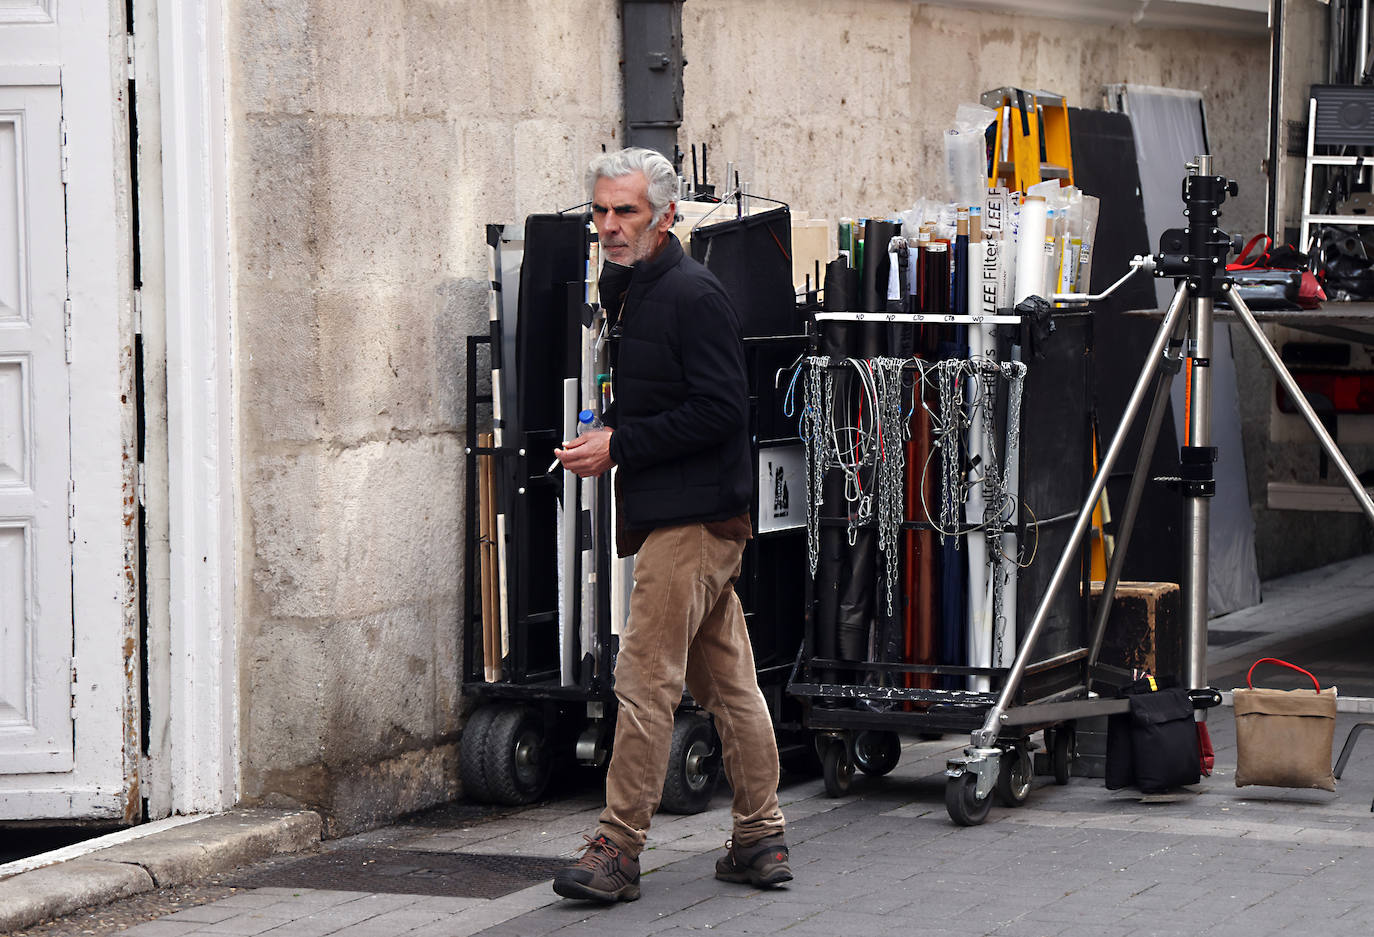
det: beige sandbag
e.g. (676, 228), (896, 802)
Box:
(1233, 658), (1336, 791)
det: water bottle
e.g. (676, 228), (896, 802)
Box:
(549, 410), (603, 474)
(576, 409), (603, 435)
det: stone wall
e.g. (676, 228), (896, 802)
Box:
(226, 0), (621, 833)
(683, 1), (1369, 581)
(225, 0), (1355, 832)
(681, 1), (1268, 236)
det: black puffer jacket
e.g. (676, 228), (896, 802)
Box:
(602, 234), (751, 530)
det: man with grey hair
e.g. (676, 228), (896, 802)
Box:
(552, 147), (789, 903)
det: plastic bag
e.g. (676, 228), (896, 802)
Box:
(945, 103), (997, 207)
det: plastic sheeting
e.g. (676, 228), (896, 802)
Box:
(1108, 84), (1261, 616)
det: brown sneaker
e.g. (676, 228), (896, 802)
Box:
(714, 834), (792, 887)
(552, 835), (641, 902)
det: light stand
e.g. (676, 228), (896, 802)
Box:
(947, 155), (1374, 810)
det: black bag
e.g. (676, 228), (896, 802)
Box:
(1106, 677), (1200, 793)
(1227, 269), (1303, 310)
(1129, 688), (1201, 793)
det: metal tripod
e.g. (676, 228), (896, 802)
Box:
(947, 155), (1374, 810)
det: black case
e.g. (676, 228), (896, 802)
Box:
(1128, 688), (1201, 793)
(1106, 679), (1200, 793)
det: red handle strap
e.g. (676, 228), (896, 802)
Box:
(1227, 233), (1272, 271)
(1247, 657), (1321, 691)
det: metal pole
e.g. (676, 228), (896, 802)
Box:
(1181, 291), (1214, 694)
(1087, 306), (1188, 668)
(1225, 283), (1374, 527)
(1176, 152), (1221, 697)
(1361, 0), (1371, 82)
(971, 286), (1189, 747)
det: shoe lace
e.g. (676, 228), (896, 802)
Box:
(574, 834), (620, 870)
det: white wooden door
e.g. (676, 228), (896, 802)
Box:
(0, 6), (73, 798)
(0, 78), (72, 775)
(0, 2), (135, 821)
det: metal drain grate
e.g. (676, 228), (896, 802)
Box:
(228, 847), (569, 898)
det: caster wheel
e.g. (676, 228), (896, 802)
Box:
(1051, 725), (1074, 786)
(945, 772), (993, 826)
(487, 705), (552, 805)
(660, 712), (721, 814)
(853, 731), (901, 777)
(994, 745), (1033, 808)
(459, 704), (500, 804)
(822, 741), (853, 797)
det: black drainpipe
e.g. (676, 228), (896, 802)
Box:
(621, 0), (685, 171)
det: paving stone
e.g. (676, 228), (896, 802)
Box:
(189, 913), (301, 935)
(163, 905), (251, 925)
(121, 921), (209, 937)
(192, 893), (286, 911)
(57, 554), (1374, 937)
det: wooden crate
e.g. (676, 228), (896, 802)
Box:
(1089, 581), (1183, 683)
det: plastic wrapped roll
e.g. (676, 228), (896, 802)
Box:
(904, 387), (938, 692)
(1014, 195), (1048, 304)
(814, 323), (856, 681)
(860, 219), (901, 312)
(923, 241), (950, 313)
(966, 238), (993, 691)
(823, 257), (853, 312)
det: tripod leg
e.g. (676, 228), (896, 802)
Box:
(1087, 321), (1187, 670)
(970, 285), (1190, 747)
(1224, 284), (1374, 527)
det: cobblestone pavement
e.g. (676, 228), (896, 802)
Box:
(34, 704), (1373, 937)
(20, 553), (1374, 937)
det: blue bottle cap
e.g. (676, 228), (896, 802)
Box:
(579, 409), (595, 423)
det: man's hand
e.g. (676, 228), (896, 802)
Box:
(555, 427), (615, 478)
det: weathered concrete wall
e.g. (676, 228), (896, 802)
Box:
(682, 1), (1268, 235)
(223, 0), (1346, 833)
(684, 1), (1368, 580)
(226, 0), (620, 834)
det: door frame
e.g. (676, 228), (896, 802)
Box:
(137, 0), (237, 816)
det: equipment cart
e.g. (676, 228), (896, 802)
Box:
(787, 158), (1310, 825)
(460, 201), (811, 812)
(460, 215), (726, 813)
(783, 302), (1109, 823)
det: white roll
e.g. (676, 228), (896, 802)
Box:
(966, 238), (991, 691)
(1013, 195), (1048, 305)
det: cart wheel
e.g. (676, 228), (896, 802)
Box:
(660, 712), (720, 814)
(459, 704), (500, 804)
(853, 731), (901, 777)
(945, 772), (993, 826)
(822, 741), (853, 797)
(995, 745), (1034, 807)
(486, 705), (552, 805)
(1051, 725), (1074, 786)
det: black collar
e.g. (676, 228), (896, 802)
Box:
(630, 232), (683, 285)
(599, 232), (682, 314)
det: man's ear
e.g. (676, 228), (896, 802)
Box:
(657, 200), (677, 234)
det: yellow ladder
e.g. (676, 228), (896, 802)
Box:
(981, 87), (1075, 192)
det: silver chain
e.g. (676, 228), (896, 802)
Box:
(874, 357), (909, 615)
(802, 356), (829, 576)
(798, 353), (1029, 638)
